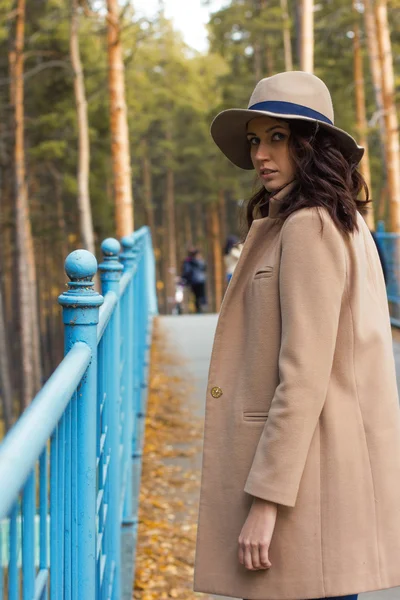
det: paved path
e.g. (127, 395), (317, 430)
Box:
(161, 314), (400, 600)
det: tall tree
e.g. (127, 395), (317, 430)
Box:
(107, 0), (134, 237)
(375, 0), (400, 232)
(280, 0), (293, 71)
(70, 0), (95, 254)
(253, 0), (262, 80)
(11, 0), (34, 409)
(0, 277), (13, 430)
(140, 138), (156, 237)
(209, 201), (223, 311)
(363, 0), (385, 166)
(164, 127), (176, 315)
(352, 0), (373, 228)
(300, 0), (314, 72)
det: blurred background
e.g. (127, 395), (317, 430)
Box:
(0, 0), (399, 425)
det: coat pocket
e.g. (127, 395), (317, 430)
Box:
(243, 411), (269, 422)
(254, 266), (274, 279)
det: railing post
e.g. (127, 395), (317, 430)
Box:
(145, 227), (158, 317)
(98, 238), (123, 600)
(58, 250), (103, 600)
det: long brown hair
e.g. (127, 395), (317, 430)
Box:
(246, 120), (370, 236)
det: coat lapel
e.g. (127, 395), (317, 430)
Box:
(218, 216), (282, 317)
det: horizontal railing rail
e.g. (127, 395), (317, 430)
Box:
(0, 227), (157, 599)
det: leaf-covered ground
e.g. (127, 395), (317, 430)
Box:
(133, 320), (212, 600)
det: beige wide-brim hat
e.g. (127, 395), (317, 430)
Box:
(211, 71), (364, 170)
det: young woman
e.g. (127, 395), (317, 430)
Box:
(194, 71), (400, 600)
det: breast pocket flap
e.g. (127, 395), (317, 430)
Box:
(254, 266), (274, 279)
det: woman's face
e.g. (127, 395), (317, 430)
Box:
(246, 116), (296, 193)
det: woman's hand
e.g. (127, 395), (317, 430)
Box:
(238, 497), (278, 571)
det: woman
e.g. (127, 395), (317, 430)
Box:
(194, 71), (400, 600)
(224, 235), (244, 284)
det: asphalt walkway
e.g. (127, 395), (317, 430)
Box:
(161, 314), (400, 600)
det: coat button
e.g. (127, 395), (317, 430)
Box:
(211, 386), (223, 398)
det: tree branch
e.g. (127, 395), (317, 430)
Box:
(79, 0), (98, 19)
(24, 50), (62, 60)
(0, 60), (71, 87)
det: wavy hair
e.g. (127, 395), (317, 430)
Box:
(245, 120), (370, 236)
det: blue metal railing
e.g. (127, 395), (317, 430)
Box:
(0, 227), (157, 599)
(375, 221), (400, 327)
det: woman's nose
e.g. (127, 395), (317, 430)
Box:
(255, 141), (271, 161)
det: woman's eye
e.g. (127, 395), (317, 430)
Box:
(272, 132), (286, 141)
(248, 137), (259, 146)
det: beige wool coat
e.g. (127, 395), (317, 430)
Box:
(194, 198), (400, 600)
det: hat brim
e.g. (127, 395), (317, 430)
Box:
(210, 108), (364, 170)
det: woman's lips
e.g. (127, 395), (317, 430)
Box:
(260, 170), (278, 180)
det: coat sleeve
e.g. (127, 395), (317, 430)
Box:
(244, 209), (346, 508)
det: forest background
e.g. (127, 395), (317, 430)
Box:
(0, 0), (399, 426)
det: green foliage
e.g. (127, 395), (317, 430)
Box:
(1, 0), (398, 249)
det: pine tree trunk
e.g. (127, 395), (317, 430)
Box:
(363, 0), (386, 167)
(176, 208), (186, 293)
(254, 41), (262, 81)
(378, 184), (388, 221)
(300, 0), (314, 72)
(165, 130), (177, 314)
(253, 0), (262, 80)
(184, 204), (192, 248)
(70, 0), (95, 254)
(0, 268), (13, 431)
(261, 0), (275, 75)
(266, 48), (274, 75)
(205, 209), (215, 313)
(353, 2), (374, 229)
(107, 0), (134, 238)
(218, 189), (227, 251)
(194, 201), (205, 252)
(12, 0), (34, 410)
(140, 138), (156, 237)
(209, 202), (223, 312)
(26, 215), (41, 393)
(36, 234), (48, 378)
(375, 0), (400, 232)
(1, 157), (14, 347)
(48, 163), (69, 260)
(281, 0), (293, 71)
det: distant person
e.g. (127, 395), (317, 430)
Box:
(181, 248), (207, 313)
(173, 277), (184, 315)
(194, 71), (400, 600)
(223, 235), (243, 284)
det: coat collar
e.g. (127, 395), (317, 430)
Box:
(268, 197), (284, 219)
(219, 182), (296, 314)
(254, 180), (297, 221)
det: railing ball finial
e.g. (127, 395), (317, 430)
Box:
(120, 235), (136, 273)
(120, 236), (134, 251)
(101, 238), (121, 258)
(59, 249), (103, 309)
(65, 249), (98, 287)
(99, 238), (123, 293)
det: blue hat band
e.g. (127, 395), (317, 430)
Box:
(249, 100), (333, 126)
